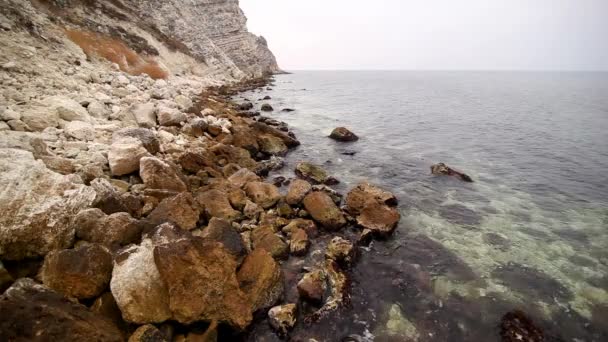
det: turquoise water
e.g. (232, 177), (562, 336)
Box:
(240, 71), (608, 341)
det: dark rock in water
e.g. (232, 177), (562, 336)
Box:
(482, 232), (510, 251)
(272, 176), (287, 187)
(295, 162), (338, 185)
(500, 310), (544, 342)
(261, 103), (274, 112)
(281, 108), (295, 112)
(325, 236), (356, 266)
(297, 269), (326, 305)
(491, 262), (573, 302)
(430, 162), (473, 182)
(258, 134), (288, 156)
(238, 102), (253, 111)
(254, 156), (285, 176)
(0, 278), (123, 341)
(289, 228), (310, 256)
(329, 127), (359, 142)
(263, 95), (272, 100)
(438, 203), (483, 226)
(341, 151), (357, 156)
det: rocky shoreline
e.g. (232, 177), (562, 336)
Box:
(0, 72), (403, 341)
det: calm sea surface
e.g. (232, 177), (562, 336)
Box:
(239, 71), (608, 341)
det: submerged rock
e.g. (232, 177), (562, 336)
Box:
(325, 236), (355, 266)
(268, 303), (297, 334)
(297, 269), (326, 304)
(500, 310), (544, 342)
(329, 127), (359, 142)
(289, 228), (310, 256)
(0, 278), (123, 341)
(430, 162), (473, 182)
(303, 191), (346, 230)
(295, 162), (338, 185)
(40, 243), (113, 299)
(237, 248), (284, 312)
(0, 149), (96, 260)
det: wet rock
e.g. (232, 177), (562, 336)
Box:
(252, 226), (289, 259)
(311, 260), (348, 320)
(382, 304), (420, 340)
(285, 179), (312, 206)
(491, 263), (572, 303)
(282, 218), (318, 238)
(237, 248), (284, 312)
(258, 134), (288, 156)
(297, 269), (326, 304)
(228, 168), (261, 188)
(113, 127), (160, 154)
(482, 232), (510, 251)
(281, 108), (295, 112)
(289, 228), (310, 256)
(109, 137), (151, 176)
(345, 182), (400, 236)
(251, 122), (300, 148)
(500, 310), (544, 342)
(147, 192), (200, 230)
(295, 162), (338, 185)
(0, 278), (123, 341)
(111, 239), (172, 324)
(40, 243), (113, 299)
(272, 176), (287, 187)
(200, 218), (246, 261)
(329, 127), (359, 142)
(263, 95), (272, 100)
(0, 149), (96, 260)
(154, 238), (252, 329)
(312, 184), (343, 205)
(303, 191), (346, 230)
(196, 189), (242, 222)
(268, 303), (297, 334)
(325, 236), (355, 266)
(129, 324), (168, 342)
(261, 103), (274, 112)
(238, 102), (254, 111)
(244, 181), (281, 209)
(431, 162), (473, 182)
(438, 203), (482, 226)
(140, 157), (187, 192)
(276, 200), (294, 218)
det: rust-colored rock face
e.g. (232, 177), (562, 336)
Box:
(285, 179), (312, 206)
(329, 127), (359, 142)
(345, 182), (400, 236)
(237, 248), (284, 312)
(244, 181), (281, 209)
(147, 192), (200, 230)
(140, 157), (187, 192)
(303, 191), (346, 231)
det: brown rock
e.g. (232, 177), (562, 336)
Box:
(329, 127), (359, 142)
(128, 324), (168, 342)
(178, 150), (214, 174)
(325, 236), (355, 266)
(90, 292), (125, 328)
(344, 182), (398, 214)
(153, 238), (252, 329)
(345, 182), (400, 236)
(228, 188), (247, 211)
(0, 278), (123, 341)
(237, 248), (284, 312)
(276, 200), (294, 218)
(295, 162), (338, 185)
(91, 178), (132, 215)
(297, 269), (326, 304)
(251, 226), (289, 260)
(39, 156), (76, 174)
(147, 192), (200, 230)
(109, 137), (151, 176)
(252, 122), (300, 148)
(232, 126), (259, 155)
(75, 209), (142, 247)
(140, 157), (187, 192)
(209, 144), (257, 170)
(196, 189), (242, 222)
(0, 260), (14, 292)
(430, 162), (473, 182)
(260, 103), (274, 112)
(289, 228), (310, 256)
(244, 181), (281, 209)
(281, 218), (318, 238)
(227, 168), (261, 188)
(258, 134), (287, 156)
(40, 243), (113, 299)
(285, 179), (312, 205)
(200, 218), (246, 261)
(268, 303), (297, 334)
(302, 191), (346, 230)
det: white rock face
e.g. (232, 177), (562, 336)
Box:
(108, 137), (151, 176)
(20, 104), (59, 131)
(131, 103), (157, 128)
(45, 96), (90, 122)
(0, 148), (96, 260)
(64, 121), (95, 141)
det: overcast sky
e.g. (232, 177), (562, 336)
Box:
(240, 0), (608, 71)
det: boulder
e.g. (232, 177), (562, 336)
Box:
(251, 122), (300, 148)
(109, 137), (151, 176)
(228, 188), (248, 211)
(297, 269), (326, 304)
(251, 226), (289, 260)
(21, 104), (59, 131)
(258, 134), (287, 156)
(276, 200), (294, 218)
(196, 189), (242, 222)
(40, 243), (113, 299)
(261, 103), (274, 112)
(46, 96), (90, 122)
(325, 236), (355, 266)
(110, 239), (172, 324)
(295, 162), (338, 185)
(147, 192), (200, 230)
(200, 218), (246, 261)
(289, 228), (310, 256)
(329, 127), (359, 142)
(91, 178), (132, 215)
(210, 144), (257, 170)
(178, 150), (214, 174)
(87, 100), (108, 118)
(140, 157), (187, 192)
(131, 103), (157, 128)
(157, 105), (186, 127)
(244, 181), (281, 209)
(0, 149), (96, 260)
(238, 102), (253, 111)
(113, 128), (160, 154)
(228, 168), (261, 188)
(65, 121), (95, 141)
(302, 191), (346, 231)
(153, 238), (252, 329)
(39, 155), (76, 174)
(282, 218), (318, 238)
(345, 182), (400, 236)
(237, 248), (284, 312)
(430, 162), (473, 182)
(128, 324), (167, 342)
(268, 304), (297, 334)
(285, 179), (312, 205)
(0, 278), (123, 341)
(90, 292), (124, 327)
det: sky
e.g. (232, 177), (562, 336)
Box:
(240, 0), (608, 71)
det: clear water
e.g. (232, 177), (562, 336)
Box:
(239, 71), (608, 341)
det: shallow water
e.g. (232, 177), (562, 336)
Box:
(239, 71), (608, 341)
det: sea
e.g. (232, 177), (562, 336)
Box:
(238, 71), (608, 341)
